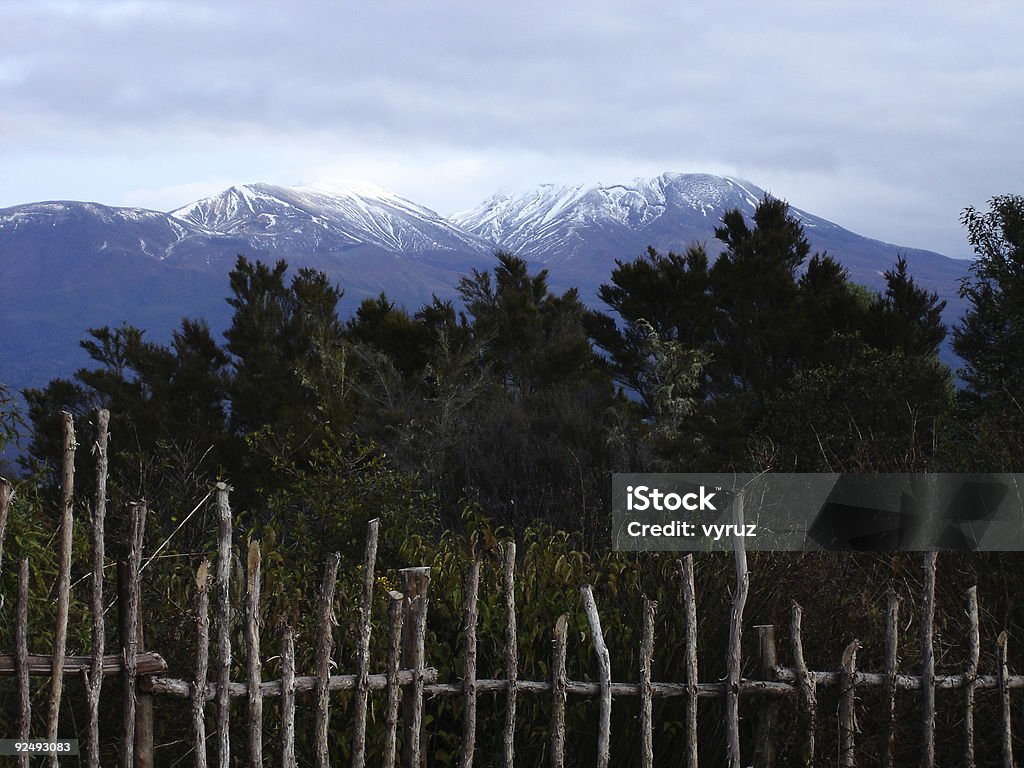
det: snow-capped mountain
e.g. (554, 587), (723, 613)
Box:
(173, 180), (491, 262)
(453, 173), (767, 255)
(0, 200), (210, 263)
(0, 181), (496, 397)
(1, 172), (971, 401)
(453, 172), (967, 319)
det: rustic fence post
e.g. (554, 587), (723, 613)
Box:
(582, 584), (612, 768)
(47, 412), (76, 768)
(136, 647), (155, 768)
(120, 500), (148, 768)
(503, 542), (518, 768)
(726, 491), (749, 768)
(680, 555), (699, 768)
(401, 566), (431, 768)
(85, 409), (109, 768)
(997, 630), (1014, 768)
(352, 518), (380, 768)
(883, 591), (900, 768)
(550, 613), (569, 768)
(281, 623), (297, 768)
(965, 586), (980, 768)
(753, 625), (778, 768)
(922, 551), (937, 768)
(460, 560), (481, 768)
(640, 598), (657, 768)
(213, 482), (232, 768)
(790, 602), (815, 768)
(838, 639), (860, 768)
(193, 560), (211, 768)
(16, 557), (30, 768)
(383, 590), (406, 768)
(315, 552), (341, 768)
(245, 539), (263, 768)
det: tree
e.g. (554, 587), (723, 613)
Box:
(458, 252), (600, 398)
(866, 255), (947, 358)
(951, 195), (1024, 469)
(708, 196), (810, 402)
(22, 319), (231, 506)
(0, 382), (26, 476)
(224, 256), (347, 437)
(586, 245), (713, 410)
(449, 253), (614, 530)
(954, 195), (1024, 397)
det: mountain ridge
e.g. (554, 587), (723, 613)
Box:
(1, 172), (971, 399)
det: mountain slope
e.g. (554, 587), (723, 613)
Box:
(453, 173), (968, 322)
(0, 183), (496, 395)
(1, 173), (972, 400)
(173, 180), (492, 265)
(453, 173), (764, 256)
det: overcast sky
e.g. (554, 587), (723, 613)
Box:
(3, 0), (1022, 258)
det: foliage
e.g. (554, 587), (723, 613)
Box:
(0, 382), (27, 477)
(5, 184), (1024, 763)
(588, 195), (955, 473)
(952, 194), (1024, 469)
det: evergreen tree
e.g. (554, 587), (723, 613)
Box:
(951, 195), (1024, 469)
(458, 252), (599, 398)
(586, 245), (713, 410)
(224, 257), (346, 436)
(954, 195), (1024, 397)
(452, 252), (613, 530)
(708, 196), (809, 402)
(867, 255), (947, 358)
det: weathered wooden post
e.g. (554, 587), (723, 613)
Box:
(726, 491), (749, 768)
(922, 552), (937, 768)
(352, 519), (380, 768)
(120, 500), (153, 768)
(550, 614), (569, 768)
(639, 598), (657, 768)
(460, 561), (481, 768)
(244, 539), (263, 768)
(680, 555), (699, 768)
(965, 586), (980, 768)
(314, 552), (341, 768)
(997, 630), (1014, 768)
(838, 640), (860, 768)
(47, 412), (76, 768)
(790, 602), (815, 768)
(16, 557), (30, 768)
(401, 566), (431, 768)
(280, 623), (297, 768)
(214, 483), (232, 768)
(86, 409), (110, 768)
(753, 624), (779, 768)
(192, 561), (211, 768)
(383, 590), (406, 768)
(582, 585), (612, 768)
(503, 542), (518, 768)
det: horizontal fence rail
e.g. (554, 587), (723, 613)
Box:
(1, 408), (1023, 767)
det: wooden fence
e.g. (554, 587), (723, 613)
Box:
(0, 410), (1022, 767)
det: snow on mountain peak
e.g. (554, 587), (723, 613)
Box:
(169, 180), (490, 256)
(450, 172), (775, 257)
(298, 178), (403, 202)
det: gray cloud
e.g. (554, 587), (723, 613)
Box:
(2, 0), (1022, 257)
